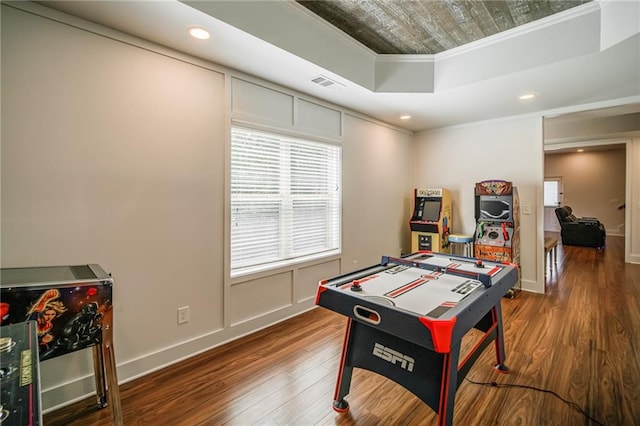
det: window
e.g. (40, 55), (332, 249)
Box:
(544, 177), (563, 207)
(230, 126), (341, 275)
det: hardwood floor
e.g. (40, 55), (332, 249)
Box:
(45, 236), (639, 425)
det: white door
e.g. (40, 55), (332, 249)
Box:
(544, 177), (563, 232)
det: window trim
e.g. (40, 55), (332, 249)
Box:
(544, 176), (563, 208)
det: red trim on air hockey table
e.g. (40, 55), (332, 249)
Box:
(385, 278), (427, 298)
(486, 266), (502, 276)
(315, 284), (327, 305)
(419, 316), (457, 353)
(437, 352), (453, 426)
(339, 275), (379, 290)
(333, 318), (353, 407)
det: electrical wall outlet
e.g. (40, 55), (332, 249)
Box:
(177, 306), (190, 324)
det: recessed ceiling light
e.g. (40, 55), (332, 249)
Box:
(577, 149), (585, 152)
(400, 115), (411, 120)
(188, 27), (210, 40)
(519, 93), (536, 100)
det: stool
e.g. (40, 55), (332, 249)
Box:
(449, 234), (474, 257)
(544, 237), (558, 276)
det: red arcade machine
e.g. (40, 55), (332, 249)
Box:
(473, 180), (520, 297)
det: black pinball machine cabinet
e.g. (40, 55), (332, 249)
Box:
(0, 264), (123, 425)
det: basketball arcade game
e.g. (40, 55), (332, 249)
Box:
(316, 252), (518, 426)
(410, 188), (452, 253)
(474, 180), (521, 297)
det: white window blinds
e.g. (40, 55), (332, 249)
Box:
(231, 126), (341, 274)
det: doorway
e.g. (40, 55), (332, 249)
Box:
(543, 177), (563, 232)
(543, 103), (639, 265)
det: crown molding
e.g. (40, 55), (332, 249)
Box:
(285, 0), (377, 59)
(436, 1), (601, 60)
(376, 54), (435, 64)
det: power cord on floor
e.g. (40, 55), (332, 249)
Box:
(464, 377), (605, 426)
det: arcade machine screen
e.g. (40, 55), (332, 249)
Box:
(479, 196), (512, 222)
(422, 201), (441, 222)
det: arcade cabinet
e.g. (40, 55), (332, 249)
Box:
(473, 180), (521, 297)
(410, 188), (452, 253)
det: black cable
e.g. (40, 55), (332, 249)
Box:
(464, 377), (605, 426)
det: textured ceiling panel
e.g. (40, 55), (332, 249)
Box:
(296, 0), (592, 54)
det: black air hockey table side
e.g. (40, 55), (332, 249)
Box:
(315, 252), (519, 426)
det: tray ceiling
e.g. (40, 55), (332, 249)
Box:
(296, 0), (592, 54)
(16, 0), (639, 132)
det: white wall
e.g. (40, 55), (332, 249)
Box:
(628, 138), (640, 263)
(1, 5), (412, 410)
(412, 117), (545, 293)
(341, 114), (413, 267)
(545, 149), (626, 236)
(1, 4), (226, 408)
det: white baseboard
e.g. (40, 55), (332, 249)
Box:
(41, 300), (317, 413)
(521, 278), (544, 294)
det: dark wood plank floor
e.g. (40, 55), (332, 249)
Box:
(45, 235), (639, 425)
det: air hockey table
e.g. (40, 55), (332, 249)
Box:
(315, 251), (519, 426)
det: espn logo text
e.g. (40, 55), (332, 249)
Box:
(372, 343), (415, 372)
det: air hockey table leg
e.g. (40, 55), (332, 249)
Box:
(332, 361), (353, 413)
(332, 319), (356, 413)
(333, 398), (349, 413)
(491, 305), (510, 373)
(437, 347), (464, 426)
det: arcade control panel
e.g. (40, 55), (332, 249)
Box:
(0, 322), (42, 426)
(476, 224), (514, 247)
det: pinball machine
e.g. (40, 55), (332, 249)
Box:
(0, 264), (122, 425)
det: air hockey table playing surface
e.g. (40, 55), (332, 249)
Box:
(325, 253), (506, 316)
